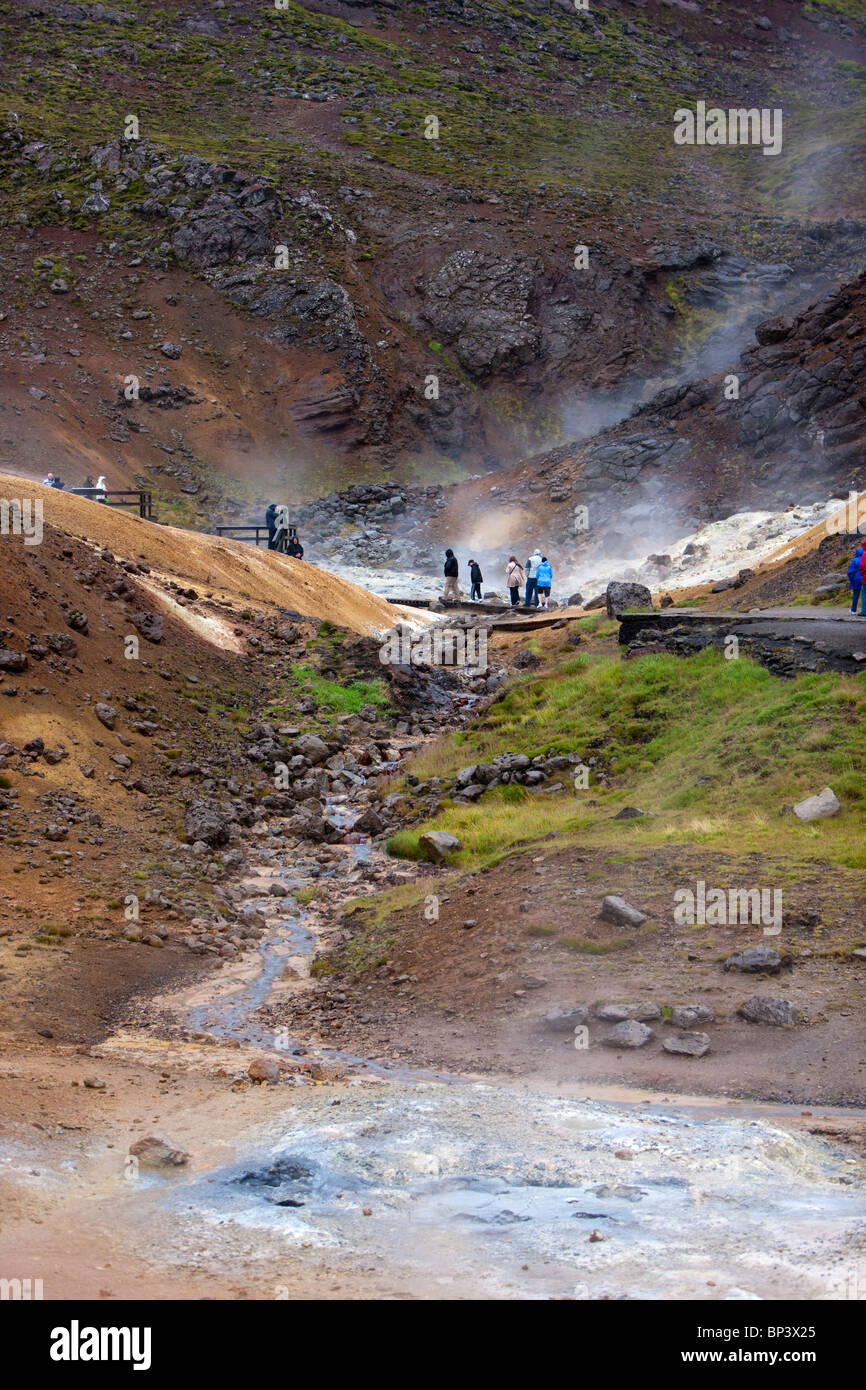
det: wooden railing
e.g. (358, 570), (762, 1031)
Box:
(68, 488), (153, 519)
(214, 523), (298, 548)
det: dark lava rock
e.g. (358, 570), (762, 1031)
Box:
(723, 945), (787, 974)
(738, 996), (803, 1026)
(605, 582), (653, 619)
(183, 798), (233, 847)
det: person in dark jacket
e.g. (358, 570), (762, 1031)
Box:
(443, 548), (460, 602)
(265, 502), (279, 550)
(469, 559), (483, 602)
(287, 534), (304, 559)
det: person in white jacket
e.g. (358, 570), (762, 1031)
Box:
(524, 548), (543, 607)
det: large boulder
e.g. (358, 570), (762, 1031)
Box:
(600, 895), (647, 928)
(184, 798), (232, 847)
(172, 204), (273, 269)
(352, 807), (384, 835)
(292, 734), (330, 764)
(248, 1056), (280, 1084)
(128, 1134), (189, 1168)
(606, 582), (654, 619)
(738, 996), (803, 1026)
(793, 787), (840, 822)
(419, 830), (462, 864)
(723, 945), (786, 974)
(755, 314), (793, 345)
(131, 610), (164, 643)
(0, 648), (28, 672)
(94, 701), (117, 729)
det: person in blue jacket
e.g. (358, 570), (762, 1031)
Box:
(536, 555), (553, 609)
(849, 545), (865, 614)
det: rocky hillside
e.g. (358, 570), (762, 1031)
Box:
(423, 268), (866, 583)
(1, 0), (866, 521)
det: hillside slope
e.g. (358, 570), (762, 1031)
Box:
(1, 0), (865, 517)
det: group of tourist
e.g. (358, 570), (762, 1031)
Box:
(443, 547), (555, 608)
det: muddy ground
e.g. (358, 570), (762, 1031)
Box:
(267, 843), (866, 1107)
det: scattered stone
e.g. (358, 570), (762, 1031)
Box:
(600, 1019), (654, 1048)
(94, 702), (117, 730)
(292, 733), (329, 763)
(595, 1002), (660, 1022)
(668, 1004), (714, 1028)
(183, 798), (232, 847)
(738, 996), (803, 1027)
(663, 1030), (711, 1057)
(247, 1056), (280, 1084)
(0, 648), (28, 673)
(600, 895), (647, 928)
(64, 609), (88, 633)
(723, 945), (786, 974)
(606, 582), (653, 619)
(129, 1135), (190, 1167)
(418, 830), (462, 863)
(160, 341), (183, 359)
(130, 610), (164, 644)
(792, 787), (840, 822)
(544, 1005), (589, 1033)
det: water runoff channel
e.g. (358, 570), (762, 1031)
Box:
(134, 743), (865, 1300)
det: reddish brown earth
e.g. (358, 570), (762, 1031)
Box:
(278, 841), (866, 1107)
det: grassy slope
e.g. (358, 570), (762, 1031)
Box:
(386, 630), (866, 872)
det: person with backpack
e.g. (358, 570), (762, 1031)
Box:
(536, 555), (553, 609)
(469, 559), (483, 602)
(525, 548), (543, 607)
(506, 556), (524, 606)
(443, 548), (460, 602)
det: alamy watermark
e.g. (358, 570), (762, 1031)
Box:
(674, 101), (782, 157)
(379, 626), (488, 677)
(1, 497), (43, 546)
(674, 880), (782, 936)
(1, 1276), (43, 1299)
